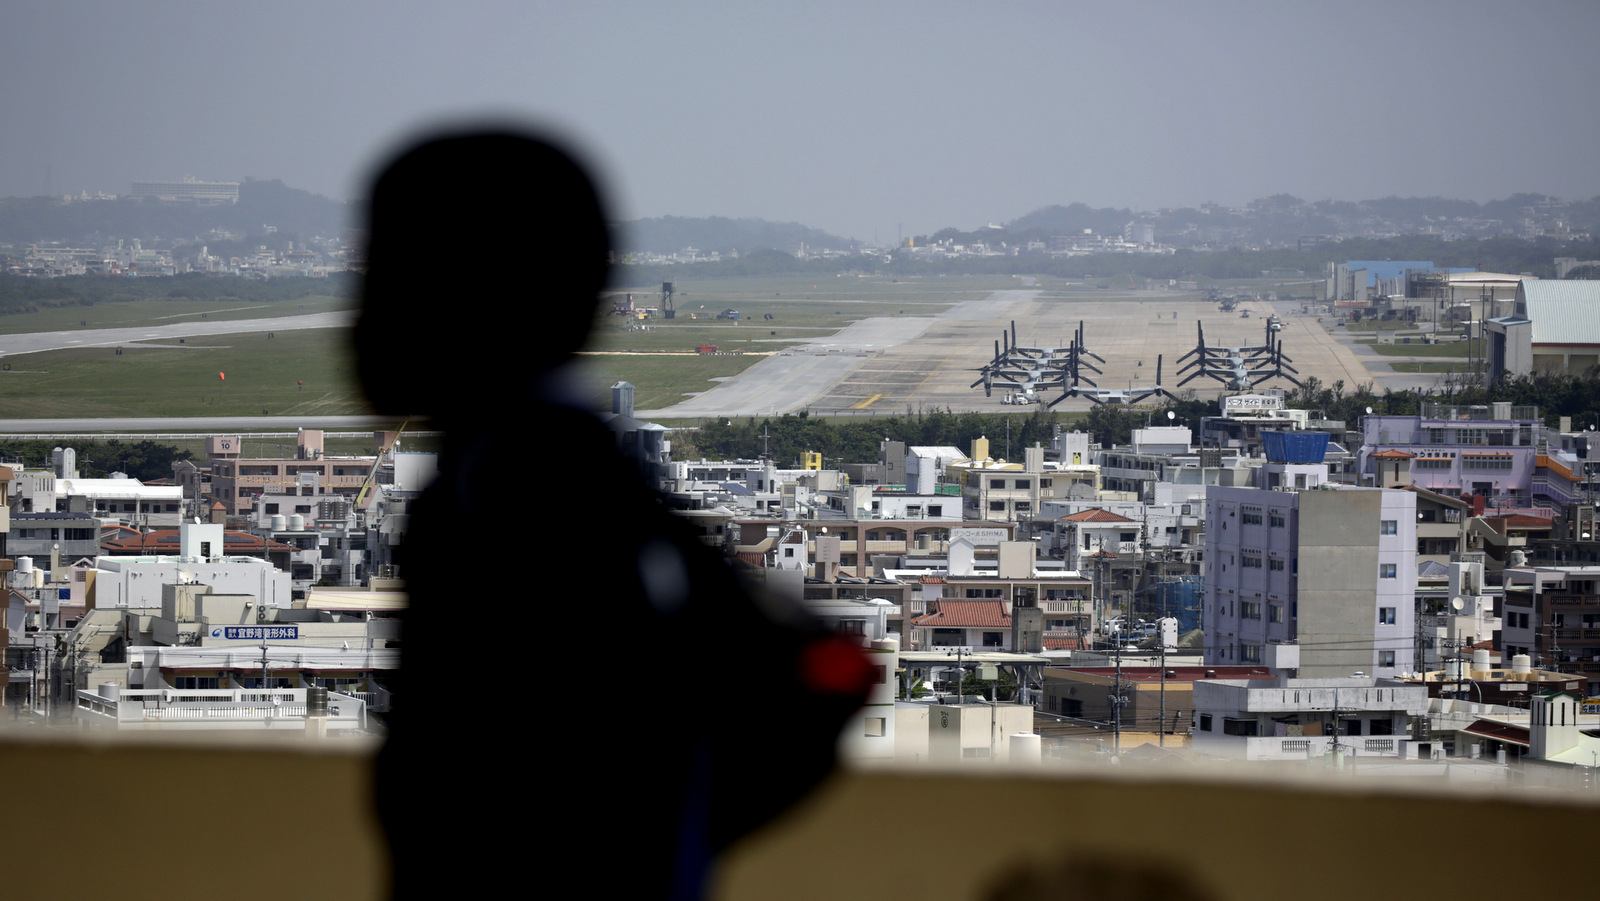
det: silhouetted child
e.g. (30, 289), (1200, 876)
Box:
(357, 129), (871, 901)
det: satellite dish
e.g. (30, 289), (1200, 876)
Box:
(1167, 410), (1175, 421)
(1366, 406), (1373, 415)
(1451, 597), (1465, 611)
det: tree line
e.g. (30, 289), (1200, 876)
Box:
(616, 233), (1600, 289)
(672, 369), (1600, 465)
(0, 439), (193, 483)
(674, 407), (1074, 468)
(0, 272), (352, 316)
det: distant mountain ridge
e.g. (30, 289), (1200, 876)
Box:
(617, 216), (855, 256)
(990, 193), (1600, 248)
(4, 180), (1597, 257)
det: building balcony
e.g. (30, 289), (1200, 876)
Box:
(1042, 601), (1090, 615)
(1202, 684), (1428, 715)
(1546, 594), (1599, 607)
(4, 736), (1598, 901)
(75, 687), (368, 731)
(1194, 733), (1411, 761)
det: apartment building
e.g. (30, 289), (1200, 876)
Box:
(1360, 403), (1583, 515)
(1500, 564), (1600, 692)
(1205, 433), (1417, 679)
(205, 430), (378, 515)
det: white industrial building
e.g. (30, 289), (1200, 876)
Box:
(87, 522), (292, 610)
(1191, 675), (1430, 760)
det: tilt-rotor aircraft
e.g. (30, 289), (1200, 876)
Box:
(970, 320), (1103, 406)
(970, 320), (1169, 407)
(1048, 353), (1172, 407)
(1174, 320), (1301, 391)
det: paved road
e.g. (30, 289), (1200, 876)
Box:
(1283, 305), (1471, 394)
(0, 311), (356, 357)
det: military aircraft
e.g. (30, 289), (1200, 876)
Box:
(1047, 354), (1172, 407)
(971, 320), (1103, 404)
(1174, 321), (1300, 391)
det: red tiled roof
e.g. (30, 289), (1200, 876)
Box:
(1370, 450), (1415, 459)
(99, 530), (296, 553)
(1059, 509), (1135, 523)
(1042, 634), (1084, 650)
(910, 600), (1011, 628)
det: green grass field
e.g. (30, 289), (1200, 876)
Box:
(584, 320), (831, 353)
(0, 276), (1034, 422)
(1388, 361), (1477, 374)
(574, 275), (1017, 407)
(576, 354), (762, 410)
(1337, 319), (1419, 332)
(597, 274), (987, 344)
(611, 273), (1015, 304)
(1367, 338), (1480, 358)
(0, 328), (369, 418)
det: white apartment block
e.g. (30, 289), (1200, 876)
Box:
(1205, 460), (1416, 679)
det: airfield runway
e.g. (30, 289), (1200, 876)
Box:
(633, 289), (1378, 419)
(0, 311), (356, 357)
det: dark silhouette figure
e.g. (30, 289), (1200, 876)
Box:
(357, 130), (871, 900)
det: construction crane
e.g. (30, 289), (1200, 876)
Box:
(356, 419), (410, 510)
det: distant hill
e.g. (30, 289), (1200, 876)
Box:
(1006, 203), (1135, 236)
(0, 179), (352, 247)
(617, 216), (856, 256)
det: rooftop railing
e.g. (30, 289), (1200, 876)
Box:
(1420, 403), (1540, 422)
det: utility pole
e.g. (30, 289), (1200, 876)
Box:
(946, 646), (968, 701)
(1415, 602), (1427, 675)
(258, 642), (273, 695)
(1110, 638), (1127, 756)
(1328, 688), (1351, 770)
(1159, 638), (1167, 748)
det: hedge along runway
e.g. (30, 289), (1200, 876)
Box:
(630, 289), (1376, 419)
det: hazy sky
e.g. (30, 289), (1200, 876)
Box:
(3, 0), (1597, 241)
